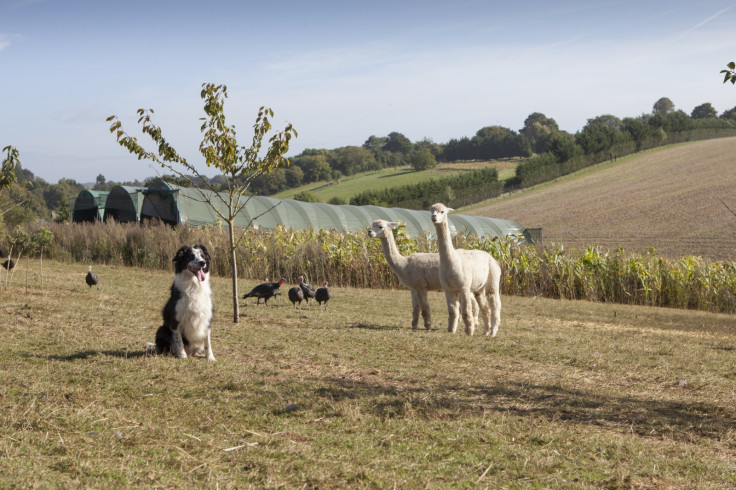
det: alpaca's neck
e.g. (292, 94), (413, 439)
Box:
(380, 233), (408, 271)
(435, 220), (460, 264)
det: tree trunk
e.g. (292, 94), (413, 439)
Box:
(228, 221), (239, 323)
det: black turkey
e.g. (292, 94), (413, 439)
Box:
(242, 277), (285, 305)
(298, 275), (316, 306)
(315, 282), (331, 310)
(288, 286), (304, 309)
(85, 265), (99, 290)
(2, 259), (15, 270)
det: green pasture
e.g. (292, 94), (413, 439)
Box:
(273, 161), (517, 203)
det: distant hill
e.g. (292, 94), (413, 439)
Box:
(462, 137), (736, 261)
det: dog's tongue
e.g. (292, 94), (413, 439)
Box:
(195, 269), (205, 282)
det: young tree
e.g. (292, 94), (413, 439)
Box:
(720, 61), (736, 84)
(1, 146), (26, 223)
(1, 146), (19, 190)
(107, 83), (297, 323)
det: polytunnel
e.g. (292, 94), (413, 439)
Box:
(72, 190), (108, 223)
(137, 179), (528, 240)
(103, 186), (145, 223)
(140, 180), (184, 226)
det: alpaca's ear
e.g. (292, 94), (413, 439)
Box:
(388, 221), (401, 229)
(446, 207), (455, 213)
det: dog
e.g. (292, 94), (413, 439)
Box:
(154, 244), (216, 361)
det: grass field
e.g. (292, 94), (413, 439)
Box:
(1, 260), (735, 487)
(272, 160), (518, 203)
(464, 138), (736, 261)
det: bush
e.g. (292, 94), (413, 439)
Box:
(21, 220), (736, 314)
(293, 191), (320, 203)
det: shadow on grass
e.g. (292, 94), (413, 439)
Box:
(377, 170), (415, 179)
(347, 323), (403, 331)
(42, 350), (148, 361)
(311, 375), (735, 443)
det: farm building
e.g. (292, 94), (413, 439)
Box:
(137, 179), (528, 240)
(72, 190), (108, 223)
(103, 186), (146, 223)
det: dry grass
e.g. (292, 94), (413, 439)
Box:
(0, 259), (734, 487)
(464, 138), (736, 261)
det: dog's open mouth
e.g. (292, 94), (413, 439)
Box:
(188, 265), (206, 282)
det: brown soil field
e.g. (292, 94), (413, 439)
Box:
(463, 137), (736, 261)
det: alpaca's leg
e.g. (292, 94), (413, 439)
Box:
(461, 291), (476, 335)
(471, 293), (480, 324)
(411, 291), (420, 330)
(417, 289), (432, 330)
(488, 287), (501, 337)
(445, 291), (460, 333)
(475, 292), (492, 335)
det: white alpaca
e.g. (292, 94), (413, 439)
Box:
(368, 220), (443, 330)
(430, 203), (502, 336)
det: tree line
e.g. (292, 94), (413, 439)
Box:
(249, 97), (736, 200)
(3, 96), (736, 228)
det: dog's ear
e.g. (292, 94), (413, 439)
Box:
(196, 244), (211, 261)
(173, 246), (188, 263)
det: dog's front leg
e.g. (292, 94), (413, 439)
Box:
(170, 328), (188, 359)
(205, 330), (216, 362)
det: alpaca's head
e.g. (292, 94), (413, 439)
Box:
(367, 220), (399, 239)
(430, 203), (453, 225)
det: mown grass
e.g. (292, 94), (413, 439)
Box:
(272, 160), (517, 203)
(1, 259), (735, 488)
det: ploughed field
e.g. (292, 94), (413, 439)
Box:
(465, 137), (736, 261)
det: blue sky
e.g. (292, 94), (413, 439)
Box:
(2, 0), (736, 183)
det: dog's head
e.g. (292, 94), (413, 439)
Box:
(173, 244), (211, 282)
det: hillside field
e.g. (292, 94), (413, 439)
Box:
(1, 260), (734, 487)
(464, 137), (736, 261)
(272, 159), (518, 203)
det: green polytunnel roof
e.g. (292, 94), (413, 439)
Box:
(103, 186), (146, 223)
(72, 190), (109, 223)
(137, 179), (527, 240)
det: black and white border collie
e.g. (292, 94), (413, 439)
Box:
(155, 244), (216, 361)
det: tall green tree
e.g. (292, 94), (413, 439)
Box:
(382, 132), (413, 154)
(691, 102), (717, 119)
(520, 112), (559, 154)
(107, 83), (297, 323)
(652, 97), (675, 116)
(409, 148), (437, 171)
